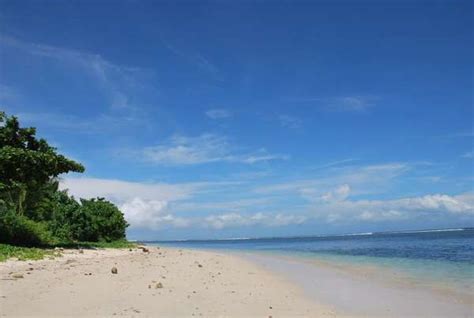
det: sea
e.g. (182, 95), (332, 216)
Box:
(148, 228), (474, 296)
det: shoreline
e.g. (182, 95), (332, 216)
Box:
(238, 251), (474, 318)
(229, 249), (474, 301)
(1, 246), (472, 317)
(0, 246), (335, 317)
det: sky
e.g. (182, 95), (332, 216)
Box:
(0, 0), (473, 240)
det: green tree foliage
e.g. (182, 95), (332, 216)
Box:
(47, 190), (82, 242)
(0, 205), (57, 246)
(48, 193), (129, 242)
(78, 198), (129, 242)
(0, 112), (84, 215)
(0, 111), (128, 246)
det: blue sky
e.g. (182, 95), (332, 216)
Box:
(1, 0), (473, 240)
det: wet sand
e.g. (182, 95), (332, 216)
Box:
(242, 252), (473, 318)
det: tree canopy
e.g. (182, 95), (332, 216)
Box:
(0, 111), (128, 246)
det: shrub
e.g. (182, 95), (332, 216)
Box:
(0, 207), (57, 246)
(47, 193), (129, 243)
(79, 198), (129, 242)
(47, 190), (82, 242)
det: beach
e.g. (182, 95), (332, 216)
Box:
(0, 247), (335, 317)
(1, 245), (472, 318)
(243, 252), (473, 318)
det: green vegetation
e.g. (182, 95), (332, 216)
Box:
(0, 243), (59, 262)
(0, 240), (137, 262)
(0, 111), (130, 260)
(72, 240), (137, 249)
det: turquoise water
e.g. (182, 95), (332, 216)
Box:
(149, 228), (474, 294)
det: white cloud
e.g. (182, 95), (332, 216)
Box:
(270, 213), (308, 226)
(59, 177), (207, 230)
(123, 191), (473, 230)
(204, 212), (307, 229)
(312, 158), (358, 170)
(255, 163), (409, 197)
(120, 198), (190, 230)
(320, 184), (351, 202)
(1, 35), (146, 113)
(206, 109), (232, 119)
(357, 210), (403, 221)
(252, 163), (474, 224)
(60, 177), (194, 202)
(60, 177), (298, 231)
(1, 35), (153, 135)
(395, 194), (473, 213)
(142, 134), (287, 165)
(58, 171), (473, 233)
(59, 177), (307, 230)
(312, 193), (474, 223)
(240, 153), (289, 164)
(174, 197), (271, 213)
(204, 213), (249, 229)
(143, 134), (229, 165)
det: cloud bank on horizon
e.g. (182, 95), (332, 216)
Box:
(58, 161), (474, 240)
(1, 1), (472, 239)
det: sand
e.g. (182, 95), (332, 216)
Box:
(244, 252), (474, 318)
(0, 247), (335, 317)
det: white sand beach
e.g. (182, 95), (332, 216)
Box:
(0, 247), (336, 317)
(1, 246), (472, 317)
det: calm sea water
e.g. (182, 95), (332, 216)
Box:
(149, 228), (474, 293)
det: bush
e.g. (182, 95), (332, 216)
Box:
(0, 194), (129, 246)
(79, 198), (128, 242)
(47, 190), (82, 242)
(0, 207), (57, 246)
(47, 193), (129, 243)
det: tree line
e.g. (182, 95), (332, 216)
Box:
(0, 111), (128, 246)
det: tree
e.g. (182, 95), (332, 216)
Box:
(0, 112), (85, 216)
(0, 111), (128, 246)
(79, 198), (129, 242)
(47, 194), (129, 242)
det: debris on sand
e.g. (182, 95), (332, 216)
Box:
(138, 246), (149, 253)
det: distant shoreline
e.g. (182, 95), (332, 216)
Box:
(142, 226), (473, 243)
